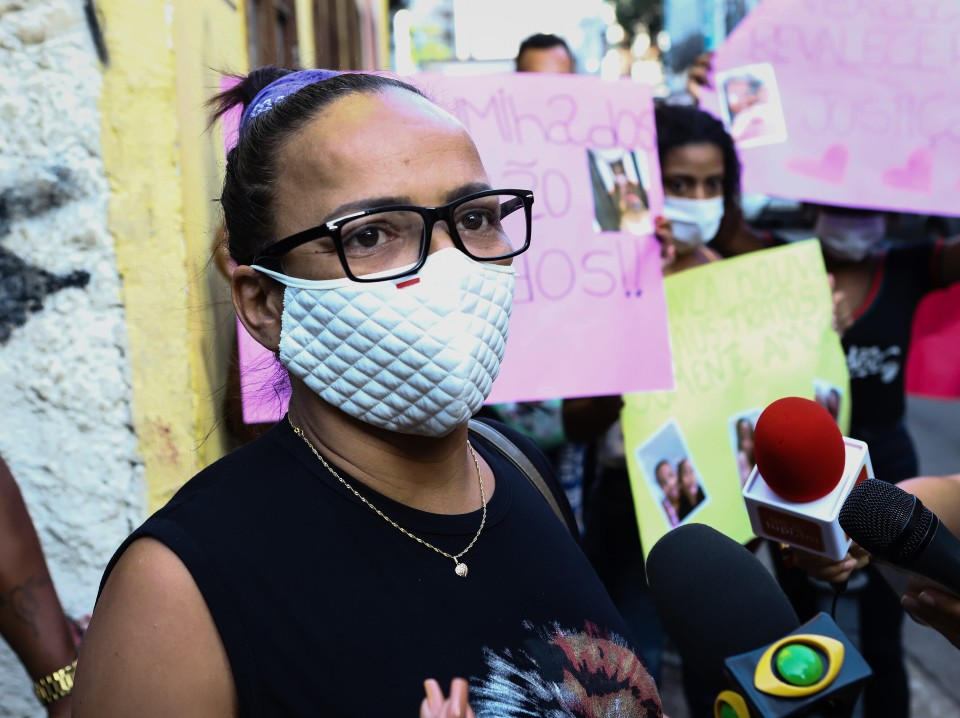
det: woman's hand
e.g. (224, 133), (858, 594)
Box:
(782, 543), (869, 585)
(828, 273), (854, 336)
(655, 216), (677, 269)
(420, 678), (476, 718)
(901, 579), (960, 650)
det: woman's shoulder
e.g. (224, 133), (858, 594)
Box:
(74, 537), (237, 716)
(106, 420), (316, 585)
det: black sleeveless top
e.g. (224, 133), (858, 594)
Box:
(842, 239), (944, 430)
(101, 419), (662, 717)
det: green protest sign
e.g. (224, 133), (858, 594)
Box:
(622, 240), (850, 557)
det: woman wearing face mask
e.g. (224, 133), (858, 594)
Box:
(774, 203), (960, 718)
(72, 70), (663, 718)
(654, 103), (773, 274)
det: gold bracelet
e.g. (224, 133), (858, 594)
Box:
(34, 658), (78, 706)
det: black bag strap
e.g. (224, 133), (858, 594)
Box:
(467, 419), (569, 531)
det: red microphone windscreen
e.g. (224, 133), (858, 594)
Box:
(753, 396), (845, 502)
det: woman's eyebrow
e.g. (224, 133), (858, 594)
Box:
(326, 196), (411, 218)
(325, 182), (494, 220)
(443, 182), (493, 203)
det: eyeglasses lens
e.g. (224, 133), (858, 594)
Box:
(454, 193), (527, 260)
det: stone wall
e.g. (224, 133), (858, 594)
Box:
(0, 2), (144, 715)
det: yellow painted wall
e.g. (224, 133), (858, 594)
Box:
(297, 0), (317, 68)
(99, 0), (196, 510)
(100, 0), (247, 511)
(171, 0), (248, 471)
(100, 0), (384, 511)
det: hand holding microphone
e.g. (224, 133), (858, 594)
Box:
(901, 579), (960, 650)
(891, 473), (960, 648)
(780, 544), (869, 587)
(743, 397), (873, 563)
(837, 476), (960, 650)
(838, 478), (960, 596)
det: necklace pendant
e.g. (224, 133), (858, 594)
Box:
(455, 562), (469, 577)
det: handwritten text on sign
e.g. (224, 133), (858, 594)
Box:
(703, 0), (960, 216)
(622, 241), (850, 557)
(419, 73), (673, 403)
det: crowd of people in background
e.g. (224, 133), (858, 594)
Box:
(509, 32), (960, 718)
(2, 26), (959, 718)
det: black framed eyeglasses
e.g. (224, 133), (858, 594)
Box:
(253, 188), (534, 283)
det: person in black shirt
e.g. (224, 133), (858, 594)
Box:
(73, 69), (663, 717)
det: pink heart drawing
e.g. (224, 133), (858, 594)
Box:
(786, 144), (848, 184)
(882, 149), (933, 193)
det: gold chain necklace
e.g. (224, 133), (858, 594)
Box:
(288, 417), (486, 577)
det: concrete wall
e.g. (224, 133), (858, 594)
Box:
(0, 0), (385, 713)
(0, 0), (247, 713)
(98, 0), (246, 511)
(0, 3), (143, 715)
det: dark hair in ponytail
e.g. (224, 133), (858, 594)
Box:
(208, 68), (427, 266)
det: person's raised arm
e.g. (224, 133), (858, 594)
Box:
(73, 538), (238, 717)
(896, 474), (960, 649)
(897, 473), (960, 534)
(0, 455), (78, 718)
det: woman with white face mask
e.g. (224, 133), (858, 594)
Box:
(653, 104), (773, 275)
(73, 69), (663, 718)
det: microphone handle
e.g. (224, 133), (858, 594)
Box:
(907, 519), (960, 595)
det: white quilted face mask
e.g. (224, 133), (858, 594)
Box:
(253, 249), (514, 437)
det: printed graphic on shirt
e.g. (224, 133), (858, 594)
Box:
(471, 621), (662, 717)
(847, 345), (902, 384)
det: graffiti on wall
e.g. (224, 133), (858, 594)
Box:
(0, 167), (90, 343)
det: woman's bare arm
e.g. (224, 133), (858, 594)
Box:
(73, 537), (238, 717)
(897, 474), (960, 534)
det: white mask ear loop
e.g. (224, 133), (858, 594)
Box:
(250, 263), (420, 290)
(252, 249), (513, 290)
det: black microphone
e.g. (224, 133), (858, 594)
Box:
(647, 523), (800, 696)
(647, 524), (871, 717)
(839, 478), (960, 595)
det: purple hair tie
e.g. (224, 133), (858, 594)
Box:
(239, 69), (342, 136)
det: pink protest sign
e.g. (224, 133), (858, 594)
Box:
(415, 73), (672, 403)
(702, 0), (960, 216)
(232, 73), (673, 421)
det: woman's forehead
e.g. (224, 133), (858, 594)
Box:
(290, 89), (469, 161)
(663, 142), (724, 173)
(272, 90), (486, 231)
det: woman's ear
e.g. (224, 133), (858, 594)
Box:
(232, 266), (284, 352)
